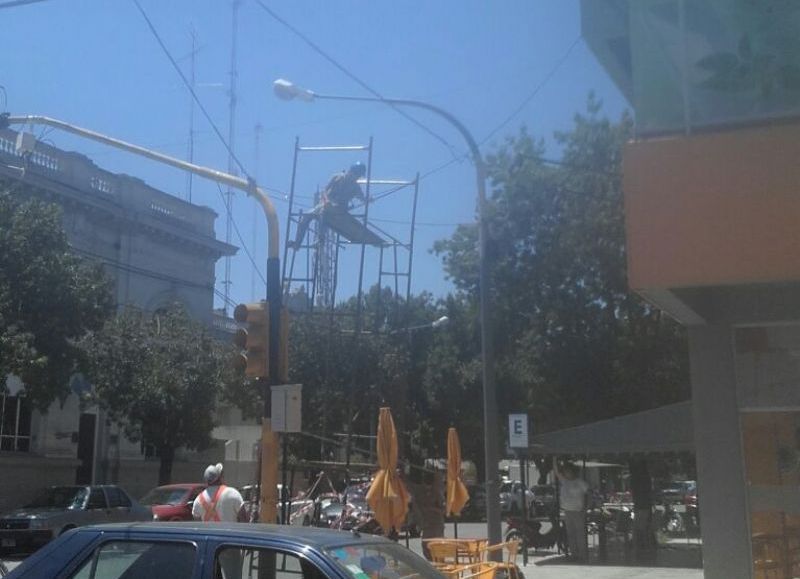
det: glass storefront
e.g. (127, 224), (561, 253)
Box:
(736, 326), (800, 578)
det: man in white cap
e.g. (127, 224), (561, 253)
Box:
(192, 462), (245, 522)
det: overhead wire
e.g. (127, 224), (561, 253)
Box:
(131, 0), (294, 299)
(131, 0), (251, 182)
(357, 34), (593, 209)
(252, 0), (461, 159)
(216, 182), (267, 287)
(0, 0), (52, 8)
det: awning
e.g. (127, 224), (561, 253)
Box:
(529, 400), (694, 456)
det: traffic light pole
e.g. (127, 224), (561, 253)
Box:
(6, 114), (284, 525)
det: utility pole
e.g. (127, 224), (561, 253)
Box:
(222, 0), (241, 314)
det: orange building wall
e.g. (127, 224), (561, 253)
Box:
(623, 122), (800, 292)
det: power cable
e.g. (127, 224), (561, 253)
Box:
(73, 246), (215, 291)
(0, 0), (52, 8)
(359, 35), (606, 208)
(479, 36), (582, 146)
(215, 182), (267, 287)
(252, 0), (461, 158)
(131, 0), (252, 182)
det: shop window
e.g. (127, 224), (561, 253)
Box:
(736, 325), (800, 579)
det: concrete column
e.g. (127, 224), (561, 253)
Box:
(688, 324), (751, 579)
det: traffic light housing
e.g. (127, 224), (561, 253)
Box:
(233, 302), (268, 378)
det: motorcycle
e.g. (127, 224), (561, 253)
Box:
(505, 516), (566, 552)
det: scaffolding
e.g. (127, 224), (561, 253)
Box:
(281, 137), (420, 327)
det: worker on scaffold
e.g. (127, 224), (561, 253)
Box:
(288, 162), (367, 249)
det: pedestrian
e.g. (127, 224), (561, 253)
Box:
(193, 463), (245, 579)
(289, 162), (367, 249)
(554, 459), (590, 562)
(192, 462), (246, 522)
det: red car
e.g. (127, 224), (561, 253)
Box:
(139, 484), (205, 521)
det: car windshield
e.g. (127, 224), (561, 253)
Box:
(139, 487), (189, 506)
(25, 487), (87, 509)
(326, 542), (443, 579)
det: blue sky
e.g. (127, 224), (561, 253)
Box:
(2, 0), (627, 310)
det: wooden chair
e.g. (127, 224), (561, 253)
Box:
(478, 542), (520, 579)
(425, 540), (460, 565)
(457, 539), (488, 564)
(459, 562), (498, 579)
(479, 541), (519, 566)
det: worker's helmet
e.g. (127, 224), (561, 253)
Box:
(349, 162), (367, 178)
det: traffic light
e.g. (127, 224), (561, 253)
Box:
(233, 302), (268, 378)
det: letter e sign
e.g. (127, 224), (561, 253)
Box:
(508, 414), (528, 448)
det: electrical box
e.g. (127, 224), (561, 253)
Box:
(271, 384), (302, 433)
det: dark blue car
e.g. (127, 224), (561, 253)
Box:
(7, 522), (443, 579)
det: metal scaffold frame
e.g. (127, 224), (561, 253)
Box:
(281, 137), (420, 328)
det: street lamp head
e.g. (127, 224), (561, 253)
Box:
(273, 78), (315, 103)
(432, 315), (450, 329)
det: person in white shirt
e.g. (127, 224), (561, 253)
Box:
(554, 459), (590, 562)
(192, 463), (245, 523)
(193, 464), (245, 579)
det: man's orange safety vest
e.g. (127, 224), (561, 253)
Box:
(198, 485), (227, 522)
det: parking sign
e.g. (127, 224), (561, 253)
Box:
(508, 414), (528, 448)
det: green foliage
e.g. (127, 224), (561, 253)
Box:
(0, 189), (114, 409)
(81, 304), (238, 483)
(434, 96), (689, 437)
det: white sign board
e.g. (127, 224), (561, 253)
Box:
(508, 414), (528, 448)
(271, 384), (302, 433)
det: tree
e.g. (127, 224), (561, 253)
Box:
(433, 97), (690, 473)
(0, 189), (114, 409)
(81, 304), (238, 484)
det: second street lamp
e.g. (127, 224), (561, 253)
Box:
(272, 79), (503, 548)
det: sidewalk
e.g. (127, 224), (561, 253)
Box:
(403, 523), (704, 579)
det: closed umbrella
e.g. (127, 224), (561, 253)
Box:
(446, 427), (470, 537)
(366, 407), (410, 535)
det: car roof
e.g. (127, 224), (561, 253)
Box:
(151, 483), (204, 490)
(77, 522), (392, 550)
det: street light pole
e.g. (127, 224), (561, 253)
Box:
(6, 114), (284, 524)
(272, 81), (502, 547)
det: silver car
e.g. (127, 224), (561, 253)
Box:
(0, 485), (151, 555)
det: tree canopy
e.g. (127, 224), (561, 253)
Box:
(0, 189), (114, 410)
(81, 304), (238, 484)
(433, 97), (689, 443)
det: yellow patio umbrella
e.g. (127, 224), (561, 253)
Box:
(366, 407), (410, 535)
(446, 427), (470, 537)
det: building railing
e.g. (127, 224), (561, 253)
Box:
(0, 129), (217, 237)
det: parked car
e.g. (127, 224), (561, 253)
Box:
(498, 480), (534, 514)
(140, 484), (205, 521)
(7, 522), (443, 579)
(0, 485), (151, 555)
